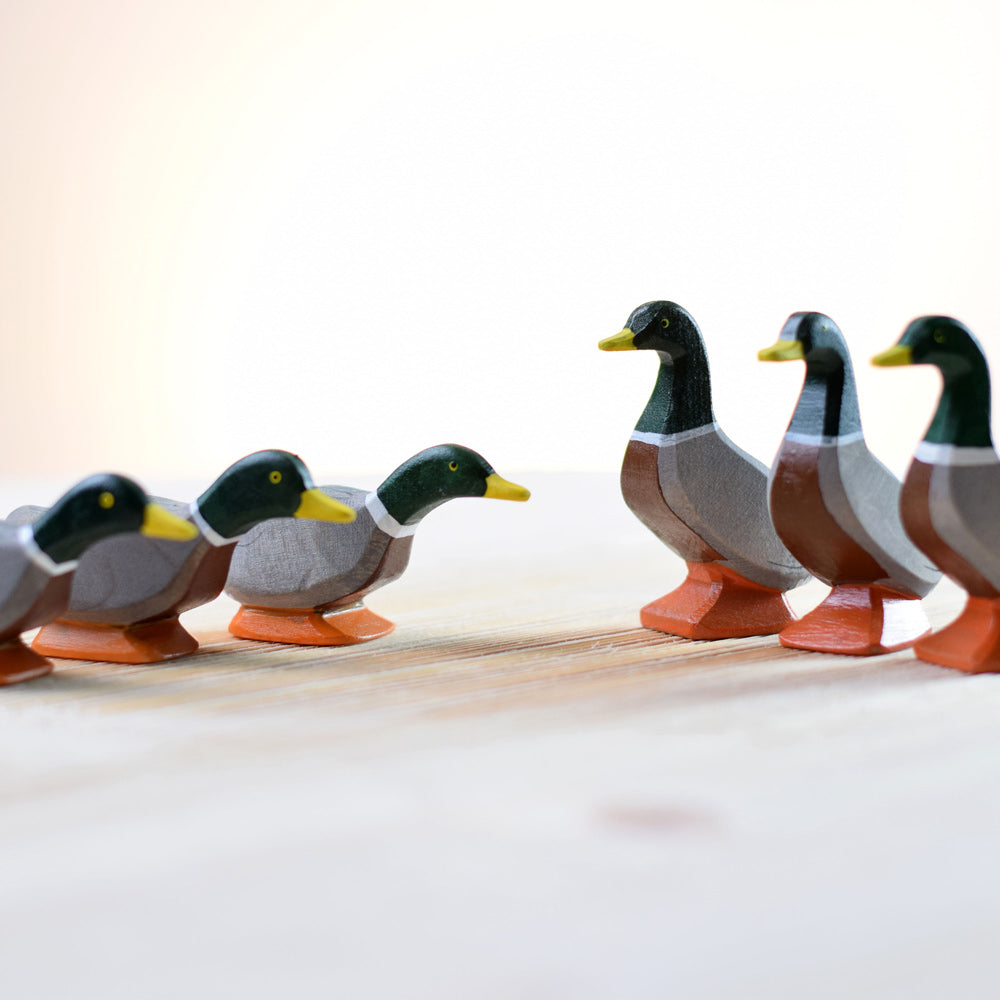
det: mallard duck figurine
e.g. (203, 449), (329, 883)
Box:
(225, 444), (530, 645)
(11, 451), (355, 664)
(873, 315), (1000, 672)
(759, 312), (940, 654)
(0, 474), (196, 684)
(599, 301), (808, 639)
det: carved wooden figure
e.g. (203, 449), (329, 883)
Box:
(759, 312), (940, 654)
(10, 451), (355, 664)
(873, 316), (1000, 673)
(225, 444), (530, 645)
(0, 475), (196, 684)
(599, 301), (808, 639)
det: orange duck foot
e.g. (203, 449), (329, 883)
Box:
(32, 617), (199, 664)
(229, 603), (396, 646)
(639, 561), (797, 640)
(0, 638), (53, 685)
(778, 584), (930, 656)
(914, 596), (1000, 674)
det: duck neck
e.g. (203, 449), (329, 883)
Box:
(31, 512), (91, 565)
(926, 359), (993, 448)
(635, 348), (714, 436)
(788, 351), (862, 440)
(195, 485), (251, 540)
(376, 466), (443, 526)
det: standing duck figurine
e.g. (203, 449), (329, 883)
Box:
(225, 444), (530, 645)
(0, 474), (196, 684)
(873, 316), (1000, 673)
(759, 312), (940, 654)
(599, 301), (808, 639)
(10, 451), (355, 664)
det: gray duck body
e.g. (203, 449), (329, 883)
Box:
(630, 425), (808, 590)
(608, 300), (807, 592)
(0, 522), (70, 637)
(764, 311), (939, 597)
(8, 498), (212, 625)
(225, 487), (412, 610)
(911, 451), (1000, 592)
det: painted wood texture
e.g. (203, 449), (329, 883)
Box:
(0, 476), (196, 681)
(876, 316), (1000, 672)
(0, 474), (993, 999)
(8, 499), (226, 624)
(901, 459), (1000, 597)
(601, 302), (806, 640)
(226, 445), (529, 646)
(762, 313), (939, 654)
(8, 498), (234, 663)
(11, 452), (353, 664)
(228, 486), (409, 609)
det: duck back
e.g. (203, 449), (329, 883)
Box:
(0, 524), (72, 636)
(226, 486), (414, 610)
(8, 499), (214, 625)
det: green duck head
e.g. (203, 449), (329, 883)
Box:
(758, 311), (862, 439)
(598, 301), (714, 435)
(196, 450), (356, 540)
(376, 444), (530, 526)
(599, 300), (705, 361)
(759, 311), (847, 370)
(871, 315), (992, 448)
(873, 315), (986, 375)
(31, 474), (197, 566)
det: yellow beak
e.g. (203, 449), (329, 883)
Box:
(598, 328), (636, 351)
(294, 488), (356, 523)
(758, 339), (805, 362)
(871, 344), (913, 367)
(483, 473), (531, 502)
(141, 503), (199, 542)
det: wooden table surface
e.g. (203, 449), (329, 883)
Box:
(1, 474), (997, 998)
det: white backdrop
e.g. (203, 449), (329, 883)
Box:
(1, 0), (996, 488)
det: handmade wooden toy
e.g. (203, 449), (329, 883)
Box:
(10, 451), (356, 664)
(225, 444), (530, 645)
(759, 312), (940, 655)
(598, 301), (808, 639)
(0, 475), (196, 684)
(873, 315), (1000, 673)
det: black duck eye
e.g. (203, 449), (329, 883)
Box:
(269, 470), (283, 484)
(933, 330), (946, 344)
(660, 318), (670, 329)
(98, 491), (116, 510)
(448, 461), (458, 472)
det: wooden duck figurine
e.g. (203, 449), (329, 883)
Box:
(599, 301), (808, 639)
(225, 444), (530, 645)
(10, 451), (355, 664)
(759, 312), (940, 654)
(0, 474), (196, 684)
(872, 315), (1000, 672)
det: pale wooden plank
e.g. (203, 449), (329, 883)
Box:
(0, 474), (995, 999)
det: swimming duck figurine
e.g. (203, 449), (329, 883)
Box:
(599, 301), (808, 639)
(759, 312), (940, 654)
(873, 315), (1000, 672)
(11, 451), (355, 664)
(225, 444), (530, 645)
(0, 474), (195, 684)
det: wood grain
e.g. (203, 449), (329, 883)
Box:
(0, 474), (996, 999)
